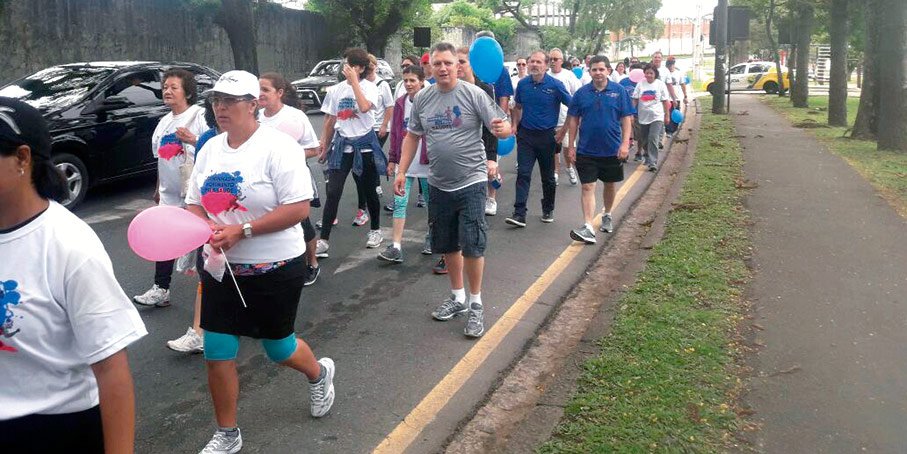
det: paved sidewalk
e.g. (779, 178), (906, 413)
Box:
(734, 95), (907, 452)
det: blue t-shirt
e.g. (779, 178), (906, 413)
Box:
(492, 67), (514, 100)
(514, 74), (572, 131)
(567, 81), (636, 158)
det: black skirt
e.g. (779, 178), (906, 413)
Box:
(200, 255), (305, 339)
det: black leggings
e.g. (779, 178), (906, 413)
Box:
(155, 259), (175, 289)
(321, 152), (380, 240)
(356, 132), (388, 209)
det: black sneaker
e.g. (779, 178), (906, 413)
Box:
(384, 203), (395, 212)
(570, 226), (597, 244)
(304, 265), (320, 286)
(541, 211), (554, 223)
(505, 215), (527, 227)
(378, 245), (404, 263)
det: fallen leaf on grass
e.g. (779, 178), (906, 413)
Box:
(672, 202), (705, 211)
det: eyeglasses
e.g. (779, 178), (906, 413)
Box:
(517, 63), (527, 66)
(550, 57), (562, 61)
(210, 95), (250, 107)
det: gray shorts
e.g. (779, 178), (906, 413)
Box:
(428, 181), (488, 257)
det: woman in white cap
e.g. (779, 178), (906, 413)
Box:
(134, 69), (208, 310)
(0, 97), (147, 453)
(186, 71), (335, 454)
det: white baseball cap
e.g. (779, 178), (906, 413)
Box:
(205, 70), (260, 98)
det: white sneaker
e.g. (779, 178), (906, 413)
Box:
(316, 239), (330, 258)
(167, 327), (204, 353)
(485, 197), (497, 216)
(310, 358), (335, 417)
(366, 229), (383, 248)
(133, 284), (170, 307)
(554, 173), (559, 186)
(199, 428), (242, 454)
(567, 166), (578, 185)
(352, 209), (369, 226)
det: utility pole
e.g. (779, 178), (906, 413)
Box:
(712, 0), (728, 114)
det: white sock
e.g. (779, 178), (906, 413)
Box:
(469, 292), (482, 306)
(584, 223), (593, 232)
(452, 288), (466, 303)
(393, 242), (401, 249)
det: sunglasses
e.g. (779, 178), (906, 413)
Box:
(210, 95), (251, 107)
(517, 63), (527, 66)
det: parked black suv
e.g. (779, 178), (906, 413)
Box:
(292, 58), (396, 110)
(0, 61), (220, 209)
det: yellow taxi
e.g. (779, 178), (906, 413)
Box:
(705, 62), (792, 94)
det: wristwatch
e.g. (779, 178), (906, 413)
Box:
(242, 222), (253, 238)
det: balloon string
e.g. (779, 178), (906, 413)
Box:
(219, 247), (248, 308)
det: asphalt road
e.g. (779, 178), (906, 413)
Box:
(73, 112), (660, 454)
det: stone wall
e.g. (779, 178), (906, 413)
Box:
(0, 0), (337, 84)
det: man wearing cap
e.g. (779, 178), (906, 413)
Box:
(421, 53), (436, 85)
(505, 50), (572, 227)
(564, 55), (636, 244)
(395, 42), (511, 339)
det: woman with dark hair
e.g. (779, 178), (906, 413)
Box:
(0, 97), (147, 453)
(258, 72), (324, 286)
(187, 71), (334, 453)
(315, 48), (387, 258)
(632, 63), (671, 171)
(610, 61), (628, 83)
(134, 68), (208, 313)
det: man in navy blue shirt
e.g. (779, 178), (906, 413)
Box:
(565, 55), (636, 244)
(505, 50), (572, 227)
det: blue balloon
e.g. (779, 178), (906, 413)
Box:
(671, 109), (684, 124)
(469, 37), (504, 84)
(683, 75), (691, 85)
(497, 135), (515, 157)
(572, 67), (583, 79)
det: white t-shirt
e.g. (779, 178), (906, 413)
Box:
(580, 69), (592, 85)
(670, 68), (686, 102)
(610, 72), (629, 83)
(187, 126), (314, 264)
(394, 80), (430, 103)
(402, 96), (429, 178)
(632, 79), (671, 125)
(152, 105), (208, 207)
(0, 202), (147, 420)
(258, 105), (319, 149)
(371, 79), (395, 131)
(548, 69), (581, 126)
(320, 80), (380, 138)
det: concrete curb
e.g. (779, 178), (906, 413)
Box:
(443, 100), (706, 453)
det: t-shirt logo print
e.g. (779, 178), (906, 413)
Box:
(640, 90), (657, 102)
(200, 171), (249, 215)
(158, 133), (185, 160)
(427, 106), (463, 130)
(0, 280), (22, 353)
(336, 97), (360, 121)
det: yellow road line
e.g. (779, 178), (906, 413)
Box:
(373, 166), (647, 454)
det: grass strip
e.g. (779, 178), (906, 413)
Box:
(762, 95), (907, 217)
(539, 107), (751, 453)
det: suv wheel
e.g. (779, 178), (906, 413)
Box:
(53, 153), (89, 209)
(763, 81), (779, 94)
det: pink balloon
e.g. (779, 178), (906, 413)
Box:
(629, 68), (645, 83)
(127, 206), (211, 262)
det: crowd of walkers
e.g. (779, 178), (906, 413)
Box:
(0, 35), (688, 453)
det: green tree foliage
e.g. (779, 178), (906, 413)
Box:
(432, 0), (518, 53)
(306, 0), (428, 55)
(573, 0), (662, 55)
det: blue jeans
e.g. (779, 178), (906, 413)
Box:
(514, 128), (557, 217)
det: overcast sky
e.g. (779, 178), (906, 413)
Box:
(656, 0), (719, 19)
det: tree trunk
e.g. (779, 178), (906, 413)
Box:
(876, 0), (907, 151)
(765, 0), (786, 95)
(792, 2), (813, 108)
(852, 0), (880, 140)
(217, 0), (259, 75)
(828, 0), (849, 126)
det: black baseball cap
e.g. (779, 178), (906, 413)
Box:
(0, 97), (51, 160)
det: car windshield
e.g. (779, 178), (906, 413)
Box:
(0, 66), (115, 111)
(310, 62), (340, 77)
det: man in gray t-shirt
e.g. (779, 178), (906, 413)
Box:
(407, 77), (505, 191)
(394, 42), (511, 339)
